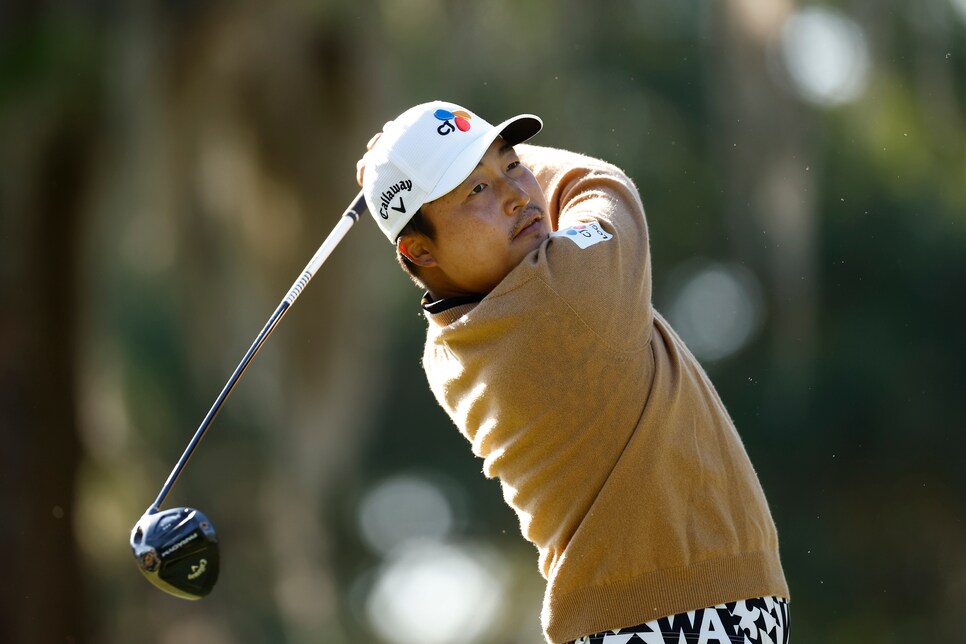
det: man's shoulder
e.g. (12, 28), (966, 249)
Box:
(516, 144), (635, 188)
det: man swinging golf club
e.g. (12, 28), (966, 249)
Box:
(357, 100), (791, 644)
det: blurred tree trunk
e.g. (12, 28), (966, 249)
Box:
(79, 2), (387, 641)
(163, 7), (384, 639)
(710, 0), (818, 411)
(0, 14), (96, 644)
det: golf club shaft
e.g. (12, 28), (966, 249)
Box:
(150, 190), (368, 512)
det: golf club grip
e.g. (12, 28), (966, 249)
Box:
(284, 190), (366, 305)
(150, 190), (369, 512)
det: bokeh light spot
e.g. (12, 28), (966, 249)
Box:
(667, 263), (765, 362)
(779, 7), (870, 107)
(357, 474), (454, 556)
(951, 0), (966, 24)
(365, 541), (504, 644)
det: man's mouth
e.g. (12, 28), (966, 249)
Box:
(512, 209), (544, 240)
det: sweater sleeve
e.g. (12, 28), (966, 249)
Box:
(514, 144), (653, 354)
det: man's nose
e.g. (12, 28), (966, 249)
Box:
(502, 178), (530, 215)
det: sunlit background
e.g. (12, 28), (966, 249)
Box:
(3, 0), (965, 642)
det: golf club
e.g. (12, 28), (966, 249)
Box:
(130, 190), (368, 599)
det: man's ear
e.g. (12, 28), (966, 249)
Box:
(397, 234), (437, 267)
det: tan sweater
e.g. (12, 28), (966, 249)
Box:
(421, 144), (789, 643)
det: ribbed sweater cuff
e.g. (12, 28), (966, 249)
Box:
(546, 550), (789, 644)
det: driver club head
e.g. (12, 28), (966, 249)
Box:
(130, 507), (219, 599)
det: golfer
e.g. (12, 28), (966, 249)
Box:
(357, 101), (790, 644)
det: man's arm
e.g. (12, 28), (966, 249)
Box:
(515, 143), (654, 354)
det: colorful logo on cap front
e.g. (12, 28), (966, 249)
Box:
(434, 109), (472, 135)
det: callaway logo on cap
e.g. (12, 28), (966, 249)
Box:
(362, 100), (542, 241)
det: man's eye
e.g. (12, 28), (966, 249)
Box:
(507, 161), (521, 171)
(470, 183), (486, 196)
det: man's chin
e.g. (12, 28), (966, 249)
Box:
(513, 230), (549, 261)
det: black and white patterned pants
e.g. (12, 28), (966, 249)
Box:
(571, 596), (790, 644)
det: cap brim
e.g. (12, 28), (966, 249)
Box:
(498, 114), (542, 146)
(427, 113), (543, 203)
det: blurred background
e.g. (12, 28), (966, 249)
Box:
(2, 0), (964, 642)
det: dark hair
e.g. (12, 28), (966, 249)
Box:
(395, 208), (435, 288)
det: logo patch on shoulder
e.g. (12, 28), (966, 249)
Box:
(551, 220), (613, 249)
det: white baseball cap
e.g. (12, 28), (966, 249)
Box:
(362, 100), (542, 241)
